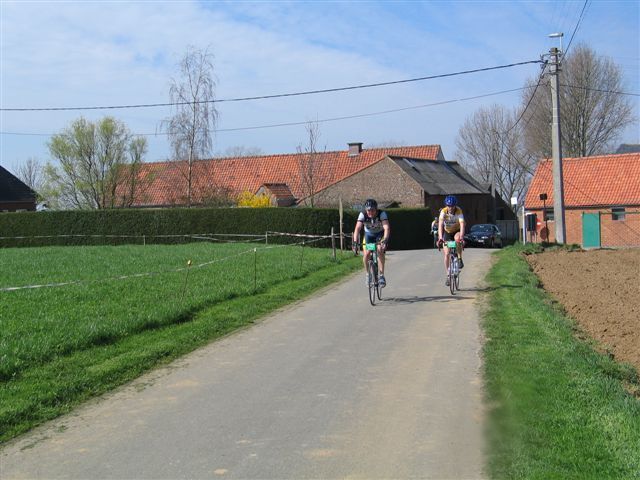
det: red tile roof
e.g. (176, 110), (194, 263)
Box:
(525, 153), (640, 208)
(133, 145), (442, 206)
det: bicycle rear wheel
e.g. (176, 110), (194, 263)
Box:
(368, 261), (377, 305)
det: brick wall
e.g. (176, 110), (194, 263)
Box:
(313, 158), (424, 208)
(311, 157), (513, 228)
(529, 207), (640, 247)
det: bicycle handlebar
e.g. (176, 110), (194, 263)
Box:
(437, 239), (464, 251)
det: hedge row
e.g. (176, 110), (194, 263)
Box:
(0, 207), (431, 250)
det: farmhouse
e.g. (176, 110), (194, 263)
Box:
(129, 143), (515, 225)
(524, 152), (640, 247)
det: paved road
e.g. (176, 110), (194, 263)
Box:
(1, 249), (492, 479)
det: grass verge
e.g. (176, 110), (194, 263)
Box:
(483, 245), (640, 479)
(0, 248), (360, 444)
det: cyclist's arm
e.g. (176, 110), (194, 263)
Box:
(459, 218), (465, 238)
(438, 212), (445, 241)
(381, 219), (390, 243)
(353, 220), (363, 244)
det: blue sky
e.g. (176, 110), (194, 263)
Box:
(1, 0), (638, 175)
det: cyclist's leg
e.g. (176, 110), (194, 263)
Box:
(362, 249), (370, 270)
(454, 231), (464, 267)
(443, 231), (454, 273)
(374, 232), (385, 276)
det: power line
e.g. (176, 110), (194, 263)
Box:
(0, 60), (542, 112)
(560, 84), (639, 97)
(503, 60), (549, 136)
(0, 86), (531, 137)
(563, 0), (590, 58)
(503, 0), (591, 139)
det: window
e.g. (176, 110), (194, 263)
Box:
(544, 209), (554, 221)
(612, 207), (626, 221)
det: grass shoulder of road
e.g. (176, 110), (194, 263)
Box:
(0, 249), (361, 444)
(482, 244), (640, 479)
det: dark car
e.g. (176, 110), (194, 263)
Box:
(464, 224), (503, 248)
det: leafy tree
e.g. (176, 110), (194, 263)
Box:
(161, 46), (218, 207)
(522, 43), (635, 158)
(45, 117), (147, 209)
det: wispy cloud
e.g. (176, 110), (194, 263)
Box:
(1, 0), (637, 171)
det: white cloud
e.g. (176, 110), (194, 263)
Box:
(1, 0), (637, 172)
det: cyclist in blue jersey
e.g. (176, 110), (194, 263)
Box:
(352, 199), (391, 287)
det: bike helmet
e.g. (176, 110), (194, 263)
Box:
(444, 195), (458, 207)
(364, 198), (378, 210)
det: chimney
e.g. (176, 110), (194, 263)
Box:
(348, 142), (363, 156)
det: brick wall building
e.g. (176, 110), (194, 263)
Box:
(312, 155), (515, 226)
(128, 143), (515, 227)
(524, 153), (640, 247)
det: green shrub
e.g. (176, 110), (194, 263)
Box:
(0, 207), (431, 250)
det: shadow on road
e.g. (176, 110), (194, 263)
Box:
(376, 295), (472, 305)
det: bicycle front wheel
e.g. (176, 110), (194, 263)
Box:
(449, 261), (456, 295)
(368, 261), (377, 305)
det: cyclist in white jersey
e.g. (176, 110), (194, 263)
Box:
(352, 199), (391, 287)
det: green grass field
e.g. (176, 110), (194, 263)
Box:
(483, 245), (640, 479)
(0, 241), (360, 443)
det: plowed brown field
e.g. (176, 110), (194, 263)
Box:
(526, 248), (640, 372)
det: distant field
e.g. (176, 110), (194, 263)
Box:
(0, 241), (359, 441)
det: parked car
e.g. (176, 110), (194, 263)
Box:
(464, 224), (503, 248)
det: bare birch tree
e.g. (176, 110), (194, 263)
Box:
(455, 104), (536, 206)
(296, 121), (327, 207)
(162, 46), (218, 207)
(522, 43), (635, 158)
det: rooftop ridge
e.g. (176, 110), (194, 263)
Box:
(142, 145), (441, 165)
(539, 152), (640, 163)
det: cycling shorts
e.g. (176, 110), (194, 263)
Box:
(442, 231), (460, 242)
(364, 231), (384, 245)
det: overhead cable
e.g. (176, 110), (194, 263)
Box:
(563, 0), (590, 57)
(0, 60), (542, 112)
(0, 87), (530, 137)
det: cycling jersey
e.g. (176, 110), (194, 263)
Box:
(357, 210), (388, 235)
(439, 206), (464, 234)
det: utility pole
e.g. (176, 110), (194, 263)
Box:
(549, 46), (567, 243)
(490, 132), (498, 224)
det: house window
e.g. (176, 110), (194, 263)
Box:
(544, 209), (554, 221)
(612, 207), (626, 221)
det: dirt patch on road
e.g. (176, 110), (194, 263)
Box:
(525, 248), (640, 372)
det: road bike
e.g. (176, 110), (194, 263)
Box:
(364, 242), (383, 305)
(445, 240), (461, 295)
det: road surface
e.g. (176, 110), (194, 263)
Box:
(1, 248), (492, 479)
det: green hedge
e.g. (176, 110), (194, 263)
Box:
(0, 207), (431, 250)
